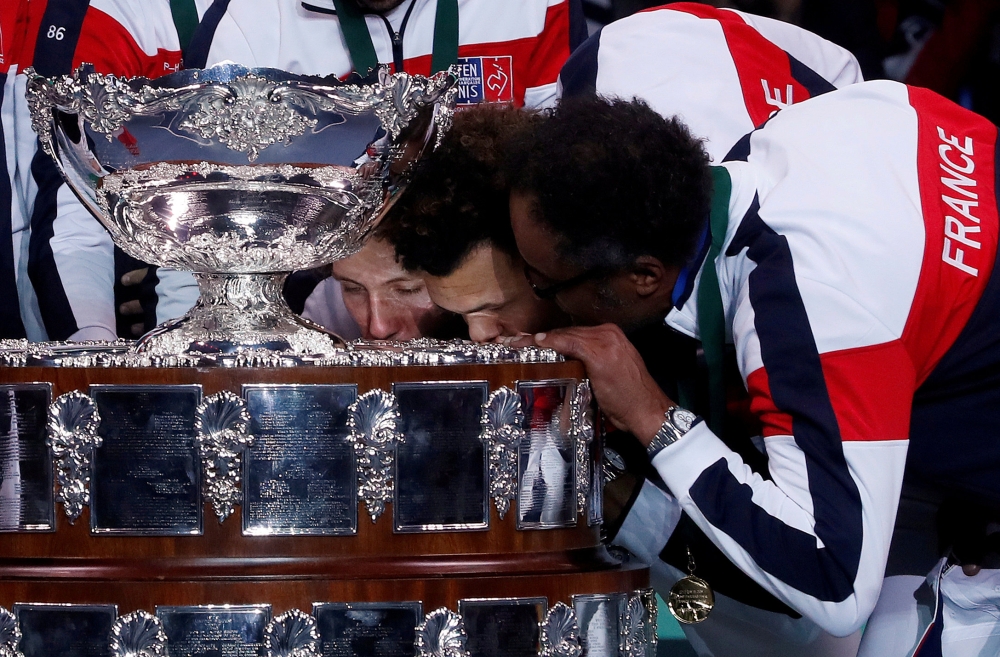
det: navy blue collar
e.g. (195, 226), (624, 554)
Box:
(670, 221), (711, 310)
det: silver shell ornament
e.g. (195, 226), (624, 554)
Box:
(0, 606), (22, 657)
(46, 390), (102, 523)
(415, 608), (469, 657)
(539, 602), (582, 657)
(108, 610), (168, 657)
(346, 389), (403, 523)
(194, 390), (254, 523)
(480, 387), (525, 519)
(264, 609), (321, 657)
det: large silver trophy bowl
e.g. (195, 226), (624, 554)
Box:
(26, 63), (457, 357)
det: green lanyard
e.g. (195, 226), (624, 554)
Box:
(170, 0), (200, 57)
(169, 0), (459, 76)
(695, 166), (732, 437)
(331, 0), (459, 76)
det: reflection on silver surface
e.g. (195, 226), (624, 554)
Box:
(14, 603), (118, 657)
(639, 590), (657, 657)
(46, 390), (101, 524)
(457, 598), (545, 657)
(312, 601), (422, 657)
(0, 384), (53, 532)
(572, 594), (624, 657)
(89, 385), (203, 536)
(243, 385), (358, 536)
(587, 433), (604, 528)
(0, 339), (560, 369)
(264, 609), (320, 657)
(619, 595), (647, 657)
(109, 610), (167, 657)
(26, 63), (457, 358)
(157, 604), (271, 657)
(346, 389), (402, 523)
(516, 381), (577, 530)
(479, 387), (524, 520)
(194, 390), (254, 523)
(571, 381), (594, 515)
(539, 603), (582, 657)
(393, 381), (488, 533)
(415, 608), (468, 657)
(0, 606), (21, 657)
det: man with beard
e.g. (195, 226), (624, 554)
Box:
(508, 87), (1000, 656)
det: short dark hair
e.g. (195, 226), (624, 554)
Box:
(379, 104), (543, 277)
(507, 96), (712, 271)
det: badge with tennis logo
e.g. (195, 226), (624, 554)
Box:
(454, 56), (514, 106)
(668, 547), (715, 624)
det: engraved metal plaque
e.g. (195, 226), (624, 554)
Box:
(0, 384), (53, 532)
(572, 594), (624, 657)
(157, 605), (271, 657)
(243, 385), (358, 536)
(312, 602), (421, 657)
(393, 381), (489, 532)
(515, 381), (577, 530)
(15, 603), (117, 657)
(457, 598), (545, 657)
(90, 385), (202, 535)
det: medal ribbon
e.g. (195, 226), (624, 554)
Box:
(332, 0), (460, 76)
(695, 166), (732, 436)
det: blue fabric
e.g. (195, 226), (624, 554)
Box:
(787, 53), (837, 97)
(183, 0), (231, 69)
(0, 72), (26, 339)
(31, 0), (92, 76)
(687, 198), (864, 602)
(27, 151), (78, 340)
(557, 26), (600, 98)
(908, 134), (1000, 507)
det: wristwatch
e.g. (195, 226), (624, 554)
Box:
(647, 406), (701, 459)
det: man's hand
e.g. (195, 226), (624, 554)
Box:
(510, 324), (674, 444)
(119, 267), (148, 337)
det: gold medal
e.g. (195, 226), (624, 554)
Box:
(667, 547), (715, 624)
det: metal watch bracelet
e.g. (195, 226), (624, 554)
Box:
(647, 406), (701, 459)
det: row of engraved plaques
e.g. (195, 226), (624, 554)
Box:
(0, 379), (600, 535)
(0, 590), (656, 657)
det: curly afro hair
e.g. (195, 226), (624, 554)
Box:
(507, 96), (712, 271)
(378, 104), (544, 277)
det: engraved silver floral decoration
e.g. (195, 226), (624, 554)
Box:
(346, 389), (403, 523)
(108, 610), (167, 657)
(0, 606), (22, 657)
(480, 387), (525, 520)
(0, 338), (562, 370)
(621, 592), (651, 657)
(26, 63), (456, 162)
(571, 381), (595, 513)
(178, 75), (318, 161)
(264, 609), (320, 657)
(415, 608), (469, 657)
(47, 390), (102, 523)
(539, 602), (582, 657)
(194, 390), (254, 523)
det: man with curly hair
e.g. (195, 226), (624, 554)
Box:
(378, 104), (569, 342)
(509, 85), (1000, 657)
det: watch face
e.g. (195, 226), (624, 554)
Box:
(671, 408), (697, 432)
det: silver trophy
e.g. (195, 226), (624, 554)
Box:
(26, 63), (456, 357)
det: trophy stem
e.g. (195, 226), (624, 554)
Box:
(136, 273), (345, 356)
